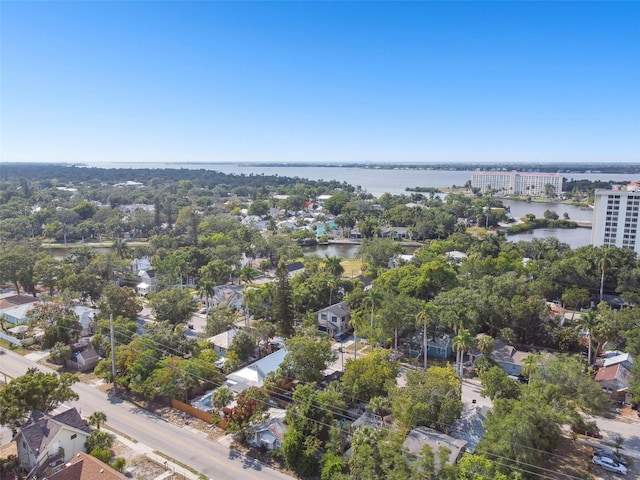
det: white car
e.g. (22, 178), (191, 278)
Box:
(594, 448), (627, 466)
(592, 455), (628, 475)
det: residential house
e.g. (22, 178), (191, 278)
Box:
(349, 228), (363, 240)
(207, 328), (240, 356)
(351, 411), (386, 430)
(137, 269), (157, 296)
(70, 306), (98, 336)
(426, 334), (453, 360)
(285, 262), (305, 278)
(451, 406), (490, 452)
(487, 340), (529, 376)
(130, 256), (151, 274)
(212, 284), (245, 310)
(388, 254), (415, 269)
(66, 346), (100, 372)
(45, 451), (127, 480)
(225, 348), (288, 394)
(317, 194), (333, 207)
(276, 219), (299, 231)
(248, 408), (287, 451)
(317, 302), (351, 337)
(114, 181), (144, 187)
(241, 215), (269, 232)
(15, 408), (92, 478)
(603, 352), (633, 370)
(403, 426), (468, 468)
(379, 226), (410, 240)
(0, 295), (38, 325)
(118, 203), (154, 218)
(595, 352), (633, 401)
(444, 250), (467, 265)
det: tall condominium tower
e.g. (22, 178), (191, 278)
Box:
(592, 184), (640, 253)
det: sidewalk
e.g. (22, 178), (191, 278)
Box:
(104, 426), (204, 480)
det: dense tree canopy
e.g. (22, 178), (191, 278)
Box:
(0, 371), (79, 429)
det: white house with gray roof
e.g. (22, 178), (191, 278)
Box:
(15, 408), (92, 476)
(224, 348), (288, 394)
(317, 301), (351, 336)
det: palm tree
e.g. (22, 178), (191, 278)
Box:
(197, 276), (216, 310)
(323, 255), (344, 278)
(477, 335), (495, 358)
(578, 310), (602, 365)
(363, 289), (383, 332)
(327, 278), (337, 306)
(453, 327), (474, 378)
(238, 263), (258, 285)
(211, 386), (235, 412)
(88, 411), (107, 430)
(521, 353), (539, 384)
(111, 238), (131, 260)
(368, 396), (391, 417)
(416, 303), (438, 371)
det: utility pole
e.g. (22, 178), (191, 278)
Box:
(110, 314), (117, 395)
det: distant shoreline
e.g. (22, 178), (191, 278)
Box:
(4, 161), (638, 175)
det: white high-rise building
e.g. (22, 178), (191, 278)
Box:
(471, 170), (563, 197)
(592, 184), (640, 253)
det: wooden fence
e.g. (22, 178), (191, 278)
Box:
(170, 398), (214, 423)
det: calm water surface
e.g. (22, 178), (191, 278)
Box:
(87, 163), (638, 198)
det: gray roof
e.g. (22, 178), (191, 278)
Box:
(225, 348), (288, 393)
(77, 347), (99, 363)
(317, 301), (350, 318)
(19, 408), (92, 454)
(403, 426), (468, 466)
(71, 306), (98, 331)
(285, 262), (305, 273)
(207, 328), (239, 350)
(489, 340), (527, 365)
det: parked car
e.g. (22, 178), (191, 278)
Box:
(594, 448), (627, 466)
(592, 455), (628, 475)
(334, 331), (349, 342)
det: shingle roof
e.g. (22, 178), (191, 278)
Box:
(20, 408), (91, 454)
(0, 295), (37, 310)
(317, 301), (350, 318)
(77, 347), (99, 363)
(285, 262), (305, 273)
(46, 452), (126, 480)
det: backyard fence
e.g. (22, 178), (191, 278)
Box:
(170, 398), (214, 423)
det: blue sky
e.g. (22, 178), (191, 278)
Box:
(1, 1), (639, 164)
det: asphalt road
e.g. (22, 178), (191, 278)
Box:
(0, 349), (293, 480)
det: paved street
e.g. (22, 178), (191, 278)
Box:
(0, 349), (293, 480)
(3, 347), (640, 478)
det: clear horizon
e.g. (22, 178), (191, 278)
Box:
(2, 2), (639, 165)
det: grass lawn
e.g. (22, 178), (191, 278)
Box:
(0, 339), (30, 356)
(341, 258), (364, 279)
